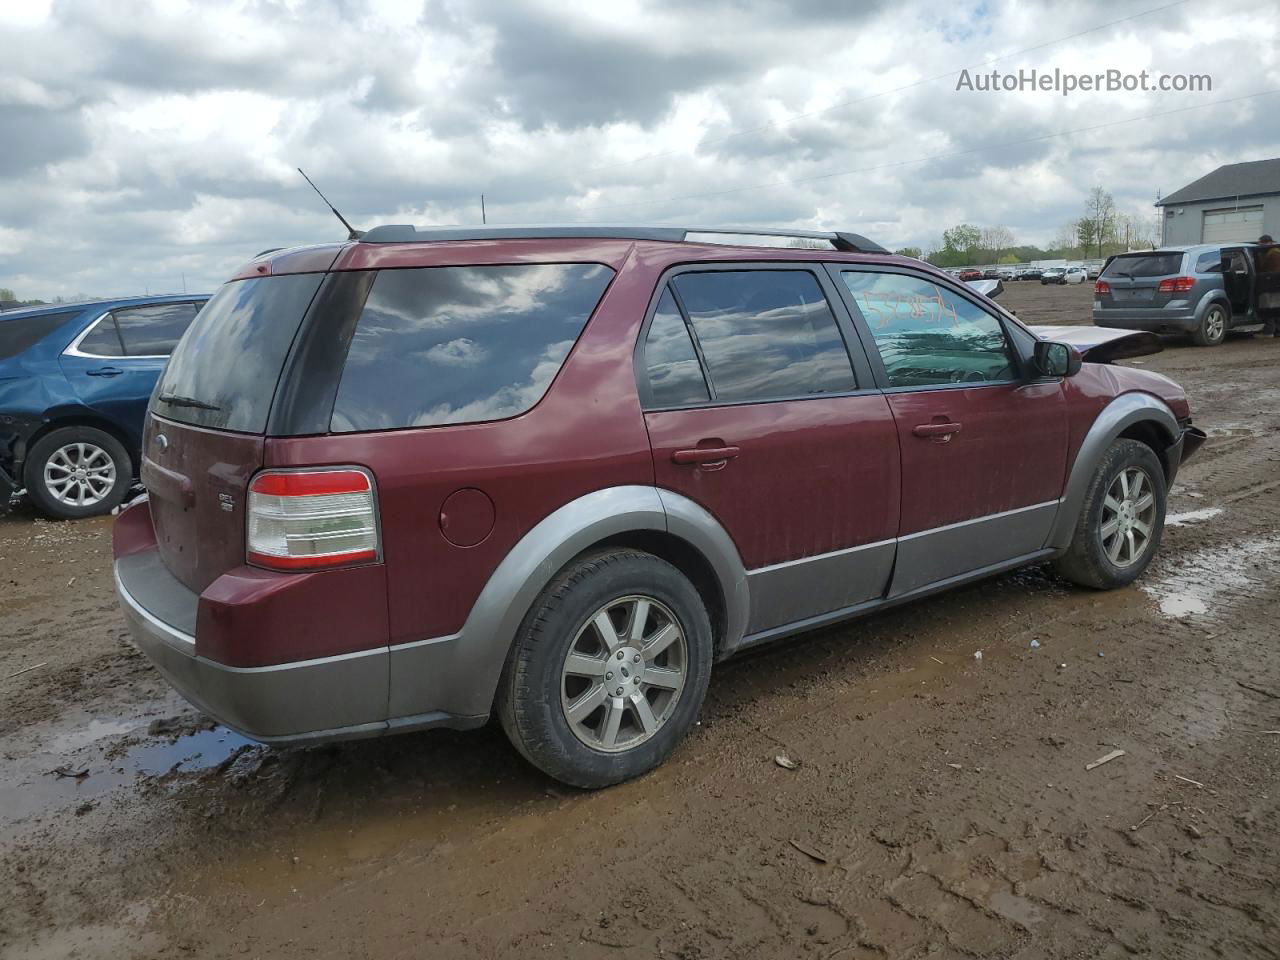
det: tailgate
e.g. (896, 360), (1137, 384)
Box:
(141, 413), (263, 593)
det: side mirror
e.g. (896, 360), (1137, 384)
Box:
(1033, 340), (1082, 378)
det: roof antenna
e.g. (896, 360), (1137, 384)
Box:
(296, 167), (363, 240)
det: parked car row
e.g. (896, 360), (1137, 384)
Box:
(107, 223), (1206, 787)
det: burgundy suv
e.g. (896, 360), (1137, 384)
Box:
(113, 226), (1205, 788)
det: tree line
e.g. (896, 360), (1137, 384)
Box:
(893, 186), (1157, 267)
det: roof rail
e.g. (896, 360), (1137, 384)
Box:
(356, 224), (888, 254)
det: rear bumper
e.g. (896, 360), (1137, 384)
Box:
(114, 542), (487, 743)
(115, 558), (394, 743)
(1093, 311), (1197, 332)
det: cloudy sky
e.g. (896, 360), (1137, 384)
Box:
(1, 0), (1277, 300)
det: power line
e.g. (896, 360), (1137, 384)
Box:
(558, 0), (1192, 184)
(562, 88), (1279, 220)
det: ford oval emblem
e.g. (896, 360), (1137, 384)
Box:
(155, 434), (169, 451)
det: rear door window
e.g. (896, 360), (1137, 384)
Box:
(669, 270), (856, 402)
(114, 301), (200, 356)
(331, 263), (613, 431)
(1101, 253), (1184, 278)
(1194, 251), (1224, 273)
(154, 274), (324, 433)
(839, 270), (1016, 388)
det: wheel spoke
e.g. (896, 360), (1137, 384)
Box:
(1106, 532), (1123, 561)
(1135, 493), (1154, 513)
(1130, 471), (1146, 498)
(644, 666), (683, 690)
(1104, 494), (1123, 515)
(628, 599), (650, 644)
(630, 693), (657, 735)
(1133, 518), (1152, 538)
(1118, 471), (1130, 499)
(1100, 518), (1120, 540)
(593, 611), (622, 652)
(642, 622), (679, 661)
(564, 653), (605, 678)
(566, 682), (607, 723)
(1124, 529), (1137, 563)
(599, 697), (624, 747)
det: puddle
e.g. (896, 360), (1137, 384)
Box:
(1166, 507), (1224, 527)
(0, 707), (257, 828)
(1144, 535), (1280, 621)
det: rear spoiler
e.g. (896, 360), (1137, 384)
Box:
(1028, 325), (1163, 364)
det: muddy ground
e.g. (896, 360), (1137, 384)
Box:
(2, 281), (1278, 959)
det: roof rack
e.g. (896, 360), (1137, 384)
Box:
(356, 224), (887, 254)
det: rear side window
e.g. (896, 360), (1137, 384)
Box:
(331, 264), (613, 431)
(670, 270), (856, 403)
(643, 288), (710, 407)
(1194, 251), (1224, 273)
(0, 310), (81, 360)
(1101, 253), (1184, 278)
(114, 302), (200, 356)
(154, 275), (323, 433)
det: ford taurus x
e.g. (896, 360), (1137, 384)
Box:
(113, 226), (1205, 788)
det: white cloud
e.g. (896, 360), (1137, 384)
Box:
(0, 0), (1277, 300)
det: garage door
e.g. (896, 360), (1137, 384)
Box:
(1201, 205), (1264, 243)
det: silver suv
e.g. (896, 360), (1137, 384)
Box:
(1093, 244), (1262, 347)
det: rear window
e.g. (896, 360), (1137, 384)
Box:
(153, 275), (323, 433)
(1102, 253), (1184, 278)
(330, 263), (613, 432)
(0, 310), (82, 360)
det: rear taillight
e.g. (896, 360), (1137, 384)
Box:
(1157, 276), (1196, 294)
(247, 468), (379, 571)
(1094, 280), (1111, 294)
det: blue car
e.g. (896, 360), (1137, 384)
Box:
(0, 294), (209, 518)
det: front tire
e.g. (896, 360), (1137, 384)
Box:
(24, 426), (132, 520)
(1053, 439), (1167, 590)
(1191, 303), (1228, 346)
(496, 549), (713, 789)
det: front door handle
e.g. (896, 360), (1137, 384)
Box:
(672, 445), (740, 466)
(912, 421), (962, 440)
(86, 367), (124, 377)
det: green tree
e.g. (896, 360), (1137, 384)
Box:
(893, 246), (924, 259)
(0, 288), (15, 301)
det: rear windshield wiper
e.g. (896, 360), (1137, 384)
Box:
(158, 392), (221, 411)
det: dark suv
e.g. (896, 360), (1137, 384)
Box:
(113, 226), (1204, 788)
(1, 295), (209, 518)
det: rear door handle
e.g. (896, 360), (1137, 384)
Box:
(86, 367), (124, 377)
(912, 422), (962, 440)
(672, 445), (740, 465)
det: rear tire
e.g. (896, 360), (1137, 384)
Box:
(1191, 303), (1228, 346)
(1053, 439), (1166, 590)
(496, 549), (713, 789)
(24, 426), (132, 520)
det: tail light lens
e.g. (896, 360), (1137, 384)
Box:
(247, 468), (379, 571)
(1157, 276), (1196, 294)
(1094, 280), (1111, 294)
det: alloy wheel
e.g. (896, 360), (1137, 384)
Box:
(1099, 466), (1157, 568)
(560, 595), (688, 753)
(43, 442), (116, 507)
(1205, 307), (1226, 342)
